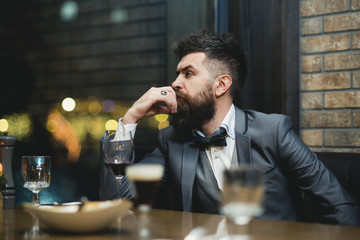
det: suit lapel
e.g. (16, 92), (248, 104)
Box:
(234, 107), (252, 165)
(181, 141), (199, 211)
(178, 107), (251, 211)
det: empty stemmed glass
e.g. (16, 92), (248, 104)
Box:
(220, 165), (264, 238)
(103, 130), (135, 184)
(126, 164), (164, 238)
(21, 156), (51, 205)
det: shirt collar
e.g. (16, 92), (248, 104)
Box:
(193, 104), (235, 139)
(220, 104), (235, 139)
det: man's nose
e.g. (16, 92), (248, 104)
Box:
(171, 76), (183, 89)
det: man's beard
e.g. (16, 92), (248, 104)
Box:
(171, 88), (215, 131)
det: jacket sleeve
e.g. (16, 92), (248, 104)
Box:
(276, 116), (360, 226)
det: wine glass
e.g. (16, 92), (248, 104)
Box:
(100, 130), (115, 161)
(126, 164), (164, 238)
(21, 156), (51, 205)
(220, 165), (264, 238)
(103, 130), (135, 184)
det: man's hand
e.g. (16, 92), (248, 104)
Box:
(123, 86), (177, 124)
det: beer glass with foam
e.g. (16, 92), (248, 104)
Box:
(126, 164), (164, 238)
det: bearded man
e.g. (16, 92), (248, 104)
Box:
(99, 31), (360, 226)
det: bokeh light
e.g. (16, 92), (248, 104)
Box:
(47, 110), (81, 163)
(46, 118), (58, 133)
(0, 119), (9, 132)
(158, 121), (169, 130)
(60, 0), (79, 22)
(88, 116), (106, 140)
(1, 113), (32, 140)
(155, 114), (169, 122)
(105, 119), (118, 131)
(155, 114), (169, 130)
(110, 9), (129, 23)
(102, 99), (115, 113)
(88, 98), (102, 115)
(62, 97), (76, 112)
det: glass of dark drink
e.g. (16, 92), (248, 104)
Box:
(126, 164), (164, 238)
(103, 130), (135, 184)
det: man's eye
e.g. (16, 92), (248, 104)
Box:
(185, 72), (193, 78)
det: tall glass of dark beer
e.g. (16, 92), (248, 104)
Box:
(126, 164), (163, 238)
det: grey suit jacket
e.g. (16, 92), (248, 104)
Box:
(99, 107), (360, 226)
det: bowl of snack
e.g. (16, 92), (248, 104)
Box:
(23, 199), (132, 233)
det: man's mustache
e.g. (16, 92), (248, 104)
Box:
(173, 88), (187, 101)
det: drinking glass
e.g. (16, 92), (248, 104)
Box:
(21, 156), (51, 205)
(220, 165), (264, 226)
(126, 164), (164, 238)
(103, 130), (135, 184)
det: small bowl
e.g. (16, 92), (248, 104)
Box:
(23, 199), (132, 233)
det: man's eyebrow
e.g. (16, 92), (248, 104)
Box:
(176, 65), (193, 75)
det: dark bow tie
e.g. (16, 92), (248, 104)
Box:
(192, 127), (227, 149)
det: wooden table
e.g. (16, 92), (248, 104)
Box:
(1, 207), (360, 239)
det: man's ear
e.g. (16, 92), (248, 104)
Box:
(214, 75), (232, 97)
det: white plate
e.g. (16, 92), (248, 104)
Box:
(23, 199), (132, 233)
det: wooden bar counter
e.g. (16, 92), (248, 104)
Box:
(1, 207), (360, 239)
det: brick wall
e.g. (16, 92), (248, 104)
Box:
(300, 0), (360, 152)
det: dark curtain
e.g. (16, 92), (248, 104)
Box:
(218, 0), (299, 133)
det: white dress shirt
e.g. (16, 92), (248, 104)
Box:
(194, 104), (236, 190)
(115, 104), (236, 190)
(114, 119), (136, 141)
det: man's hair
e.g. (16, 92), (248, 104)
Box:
(172, 30), (247, 100)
